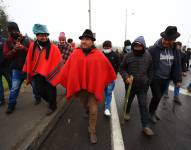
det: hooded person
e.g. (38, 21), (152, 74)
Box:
(120, 36), (154, 136)
(55, 29), (116, 144)
(23, 24), (64, 115)
(148, 26), (182, 123)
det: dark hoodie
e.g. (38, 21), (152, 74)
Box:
(148, 39), (182, 83)
(120, 36), (153, 88)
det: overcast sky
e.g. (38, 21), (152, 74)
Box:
(3, 0), (191, 47)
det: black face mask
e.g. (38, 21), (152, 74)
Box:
(133, 50), (145, 56)
(11, 33), (20, 40)
(37, 40), (49, 47)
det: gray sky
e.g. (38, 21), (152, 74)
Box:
(3, 0), (191, 47)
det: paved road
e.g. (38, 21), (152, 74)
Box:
(39, 99), (111, 150)
(114, 73), (191, 150)
(39, 71), (191, 150)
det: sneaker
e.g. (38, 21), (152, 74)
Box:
(6, 106), (15, 114)
(124, 113), (130, 121)
(143, 127), (154, 136)
(104, 109), (111, 117)
(174, 96), (181, 105)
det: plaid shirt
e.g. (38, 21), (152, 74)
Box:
(58, 42), (73, 63)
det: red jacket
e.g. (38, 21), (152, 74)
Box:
(23, 41), (64, 85)
(56, 47), (117, 102)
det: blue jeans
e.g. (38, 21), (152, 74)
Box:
(104, 81), (115, 110)
(8, 69), (26, 107)
(0, 69), (12, 102)
(174, 86), (180, 97)
(164, 80), (180, 97)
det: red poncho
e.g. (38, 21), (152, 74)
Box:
(57, 48), (117, 102)
(23, 42), (64, 85)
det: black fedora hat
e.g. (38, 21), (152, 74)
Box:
(160, 26), (180, 40)
(79, 29), (96, 41)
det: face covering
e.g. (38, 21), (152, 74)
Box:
(133, 49), (145, 56)
(125, 46), (131, 53)
(103, 49), (112, 54)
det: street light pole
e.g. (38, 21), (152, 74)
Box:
(125, 9), (135, 41)
(125, 8), (127, 41)
(88, 0), (92, 30)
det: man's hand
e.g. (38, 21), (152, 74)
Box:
(125, 75), (133, 84)
(14, 42), (24, 50)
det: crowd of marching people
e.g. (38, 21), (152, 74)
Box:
(0, 21), (191, 144)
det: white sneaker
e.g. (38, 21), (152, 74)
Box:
(104, 109), (111, 117)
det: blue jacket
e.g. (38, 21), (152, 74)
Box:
(148, 39), (182, 83)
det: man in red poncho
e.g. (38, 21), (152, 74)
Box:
(23, 24), (64, 115)
(58, 29), (116, 144)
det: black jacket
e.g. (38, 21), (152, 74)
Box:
(148, 39), (182, 83)
(103, 51), (120, 74)
(120, 36), (153, 88)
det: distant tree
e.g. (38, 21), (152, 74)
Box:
(0, 0), (8, 37)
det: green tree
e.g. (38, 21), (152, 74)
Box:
(0, 0), (8, 37)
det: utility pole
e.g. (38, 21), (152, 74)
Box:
(88, 0), (92, 30)
(125, 8), (127, 41)
(125, 9), (135, 41)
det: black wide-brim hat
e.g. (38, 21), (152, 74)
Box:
(160, 26), (180, 40)
(79, 29), (96, 41)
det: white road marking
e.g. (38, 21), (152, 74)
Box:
(110, 92), (125, 150)
(169, 85), (191, 96)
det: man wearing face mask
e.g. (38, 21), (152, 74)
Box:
(102, 40), (120, 116)
(148, 26), (182, 123)
(120, 36), (154, 136)
(3, 22), (30, 114)
(120, 40), (132, 61)
(23, 24), (63, 115)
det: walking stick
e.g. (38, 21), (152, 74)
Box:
(121, 75), (133, 125)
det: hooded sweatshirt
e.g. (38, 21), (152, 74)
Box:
(148, 39), (182, 83)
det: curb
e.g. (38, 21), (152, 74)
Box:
(14, 96), (67, 150)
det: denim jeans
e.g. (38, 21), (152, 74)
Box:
(0, 68), (12, 102)
(8, 69), (26, 107)
(104, 81), (115, 110)
(164, 80), (180, 97)
(174, 86), (180, 97)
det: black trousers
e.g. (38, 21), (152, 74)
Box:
(149, 78), (168, 115)
(126, 86), (150, 127)
(33, 74), (57, 110)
